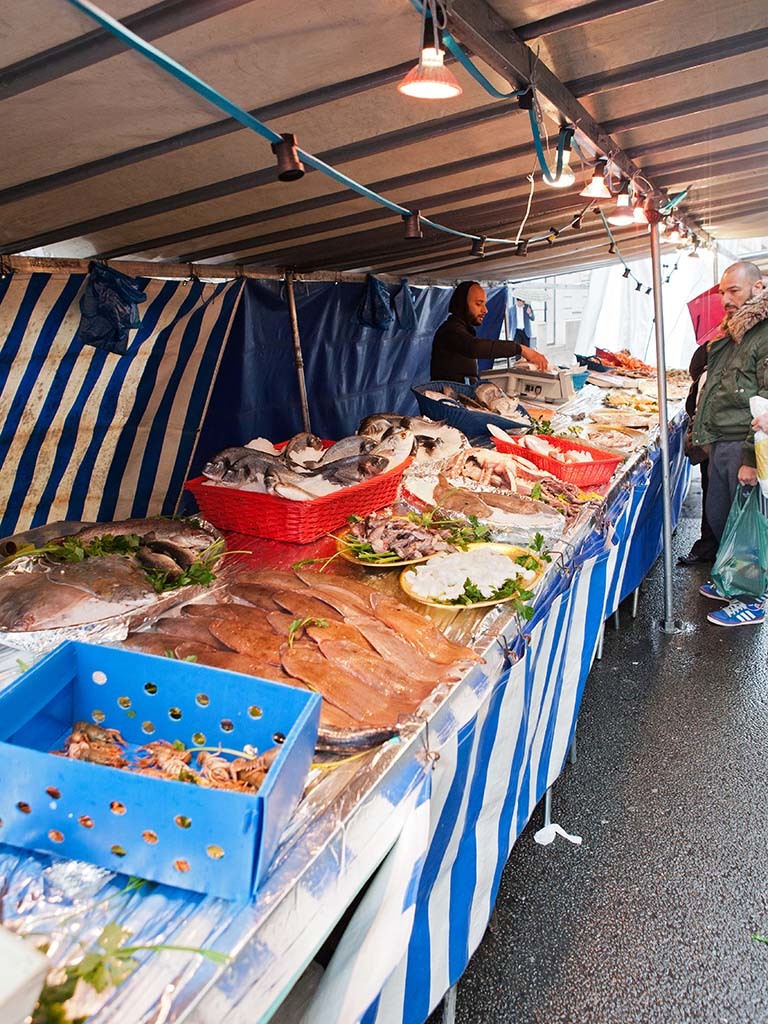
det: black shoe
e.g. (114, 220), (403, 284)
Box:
(677, 550), (716, 566)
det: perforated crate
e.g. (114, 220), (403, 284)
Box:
(0, 642), (320, 900)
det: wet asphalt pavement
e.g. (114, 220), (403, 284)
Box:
(433, 477), (768, 1023)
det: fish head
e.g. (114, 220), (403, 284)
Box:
(372, 429), (416, 467)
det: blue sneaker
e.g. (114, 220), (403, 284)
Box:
(699, 581), (729, 602)
(707, 600), (765, 627)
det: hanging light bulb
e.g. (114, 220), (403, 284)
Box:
(622, 267), (631, 279)
(607, 188), (635, 227)
(608, 241), (616, 255)
(666, 221), (682, 244)
(398, 1), (462, 100)
(580, 159), (611, 199)
(633, 193), (649, 224)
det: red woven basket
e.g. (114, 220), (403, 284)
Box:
(185, 456), (412, 544)
(491, 434), (623, 487)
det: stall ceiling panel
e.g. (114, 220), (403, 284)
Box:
(3, 0), (768, 280)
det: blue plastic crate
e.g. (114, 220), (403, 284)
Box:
(0, 642), (320, 900)
(412, 380), (532, 438)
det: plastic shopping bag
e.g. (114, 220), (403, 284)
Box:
(711, 485), (768, 599)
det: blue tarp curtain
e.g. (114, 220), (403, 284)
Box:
(189, 278), (511, 476)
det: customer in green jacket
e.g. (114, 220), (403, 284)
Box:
(692, 260), (768, 626)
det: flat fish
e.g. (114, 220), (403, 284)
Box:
(148, 616), (229, 648)
(265, 610), (298, 636)
(480, 491), (554, 516)
(46, 555), (156, 604)
(314, 638), (416, 706)
(0, 571), (98, 631)
(300, 581), (372, 619)
(369, 592), (481, 665)
(433, 474), (492, 518)
(306, 621), (373, 649)
(181, 602), (279, 621)
(207, 620), (285, 664)
(172, 643), (293, 679)
(293, 569), (374, 615)
(346, 614), (465, 687)
(230, 570), (308, 590)
(272, 590), (343, 622)
(121, 633), (220, 657)
(226, 584), (282, 612)
(280, 645), (396, 725)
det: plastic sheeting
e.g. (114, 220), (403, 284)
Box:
(189, 278), (510, 476)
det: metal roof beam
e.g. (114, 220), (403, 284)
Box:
(0, 0), (253, 100)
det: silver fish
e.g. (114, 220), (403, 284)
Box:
(357, 414), (405, 439)
(312, 435), (377, 465)
(66, 518), (217, 556)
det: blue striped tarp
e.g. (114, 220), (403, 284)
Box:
(0, 271), (244, 537)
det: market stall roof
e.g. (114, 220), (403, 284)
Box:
(3, 0), (768, 282)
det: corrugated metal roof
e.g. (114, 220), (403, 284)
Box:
(2, 0), (767, 280)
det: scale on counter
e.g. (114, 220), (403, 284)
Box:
(483, 365), (576, 405)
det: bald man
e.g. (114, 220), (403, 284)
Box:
(431, 281), (548, 382)
(692, 260), (768, 624)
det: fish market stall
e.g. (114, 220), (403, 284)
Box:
(0, 375), (690, 1024)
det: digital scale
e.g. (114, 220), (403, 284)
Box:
(483, 365), (577, 405)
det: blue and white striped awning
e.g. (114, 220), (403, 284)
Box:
(0, 271), (243, 537)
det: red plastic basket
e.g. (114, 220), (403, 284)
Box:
(491, 434), (623, 487)
(185, 456), (412, 544)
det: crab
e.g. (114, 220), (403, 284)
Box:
(71, 720), (128, 746)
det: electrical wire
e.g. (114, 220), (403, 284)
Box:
(515, 175), (536, 243)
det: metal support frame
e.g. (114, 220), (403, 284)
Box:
(284, 272), (312, 433)
(595, 622), (605, 660)
(631, 587), (640, 619)
(568, 732), (577, 765)
(649, 222), (678, 633)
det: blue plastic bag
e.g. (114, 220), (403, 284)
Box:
(393, 278), (418, 330)
(356, 274), (393, 330)
(711, 485), (768, 599)
(75, 263), (147, 355)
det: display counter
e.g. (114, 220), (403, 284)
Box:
(0, 409), (690, 1024)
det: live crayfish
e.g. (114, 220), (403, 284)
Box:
(61, 720), (128, 767)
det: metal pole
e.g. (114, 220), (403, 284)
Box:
(284, 271), (312, 433)
(649, 221), (677, 632)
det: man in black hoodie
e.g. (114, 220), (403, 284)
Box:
(431, 281), (548, 382)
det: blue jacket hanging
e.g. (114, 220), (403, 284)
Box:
(393, 278), (418, 330)
(356, 274), (394, 330)
(75, 263), (147, 355)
